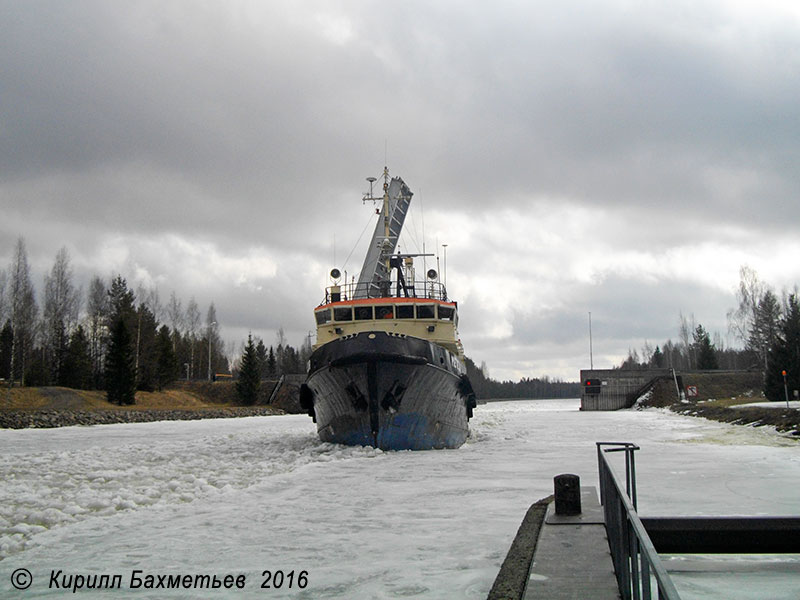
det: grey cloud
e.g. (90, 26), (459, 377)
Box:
(2, 1), (800, 379)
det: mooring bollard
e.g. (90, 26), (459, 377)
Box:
(554, 474), (581, 515)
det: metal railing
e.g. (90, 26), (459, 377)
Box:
(597, 443), (681, 600)
(322, 279), (448, 305)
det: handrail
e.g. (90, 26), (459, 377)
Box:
(597, 442), (681, 600)
(267, 375), (285, 405)
(321, 280), (448, 304)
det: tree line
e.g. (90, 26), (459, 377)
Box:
(464, 356), (581, 400)
(617, 318), (725, 371)
(615, 265), (800, 402)
(0, 238), (310, 403)
(231, 329), (313, 404)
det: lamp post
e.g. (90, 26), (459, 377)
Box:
(208, 321), (217, 382)
(588, 311), (594, 370)
(782, 369), (790, 409)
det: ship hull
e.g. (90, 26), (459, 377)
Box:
(302, 332), (475, 450)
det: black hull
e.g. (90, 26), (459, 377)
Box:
(301, 332), (476, 450)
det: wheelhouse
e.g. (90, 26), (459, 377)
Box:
(314, 294), (463, 360)
(315, 298), (458, 326)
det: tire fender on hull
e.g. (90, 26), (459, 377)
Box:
(459, 374), (477, 419)
(299, 383), (316, 421)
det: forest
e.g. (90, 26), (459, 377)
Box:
(0, 236), (582, 404)
(613, 266), (800, 403)
(0, 238), (309, 403)
(6, 237), (794, 405)
(464, 356), (581, 399)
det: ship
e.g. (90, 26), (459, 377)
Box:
(299, 167), (477, 450)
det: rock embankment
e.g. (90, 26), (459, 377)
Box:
(0, 406), (282, 430)
(669, 403), (800, 436)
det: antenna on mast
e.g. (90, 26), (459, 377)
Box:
(420, 187), (426, 283)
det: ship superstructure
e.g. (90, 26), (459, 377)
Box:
(300, 168), (476, 450)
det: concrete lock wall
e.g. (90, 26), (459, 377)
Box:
(579, 368), (675, 411)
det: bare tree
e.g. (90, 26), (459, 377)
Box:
(275, 326), (287, 375)
(662, 339), (679, 369)
(205, 302), (221, 380)
(166, 291), (183, 351)
(299, 332), (313, 367)
(185, 297), (200, 378)
(678, 311), (696, 369)
(480, 360), (490, 379)
(640, 340), (654, 367)
(166, 291), (183, 333)
(86, 275), (110, 385)
(43, 247), (82, 382)
(8, 238), (38, 386)
(0, 268), (7, 324)
(727, 265), (765, 348)
(137, 285), (163, 323)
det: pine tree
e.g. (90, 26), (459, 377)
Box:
(651, 346), (664, 368)
(108, 275), (136, 328)
(694, 324), (719, 370)
(749, 289), (782, 370)
(282, 346), (301, 374)
(24, 349), (49, 387)
(106, 317), (137, 405)
(155, 325), (177, 391)
(255, 338), (268, 379)
(0, 320), (12, 379)
(267, 346), (277, 377)
(134, 303), (158, 392)
(765, 294), (800, 402)
(236, 334), (261, 406)
(62, 326), (92, 389)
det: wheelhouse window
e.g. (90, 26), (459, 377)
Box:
(315, 309), (331, 325)
(396, 305), (414, 319)
(416, 304), (435, 319)
(438, 306), (455, 321)
(375, 305), (394, 319)
(354, 306), (373, 320)
(333, 307), (353, 322)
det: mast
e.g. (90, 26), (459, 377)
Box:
(355, 167), (413, 299)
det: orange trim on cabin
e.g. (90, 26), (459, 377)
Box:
(315, 297), (457, 311)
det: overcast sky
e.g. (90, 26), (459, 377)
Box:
(2, 1), (800, 381)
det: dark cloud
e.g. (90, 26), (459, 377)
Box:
(2, 1), (800, 379)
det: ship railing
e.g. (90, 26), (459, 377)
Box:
(596, 442), (681, 600)
(322, 280), (448, 305)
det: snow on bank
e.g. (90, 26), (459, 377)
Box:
(733, 400), (800, 409)
(1, 401), (799, 599)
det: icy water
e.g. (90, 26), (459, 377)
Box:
(1, 399), (798, 598)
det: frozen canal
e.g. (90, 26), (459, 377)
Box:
(1, 399), (799, 599)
